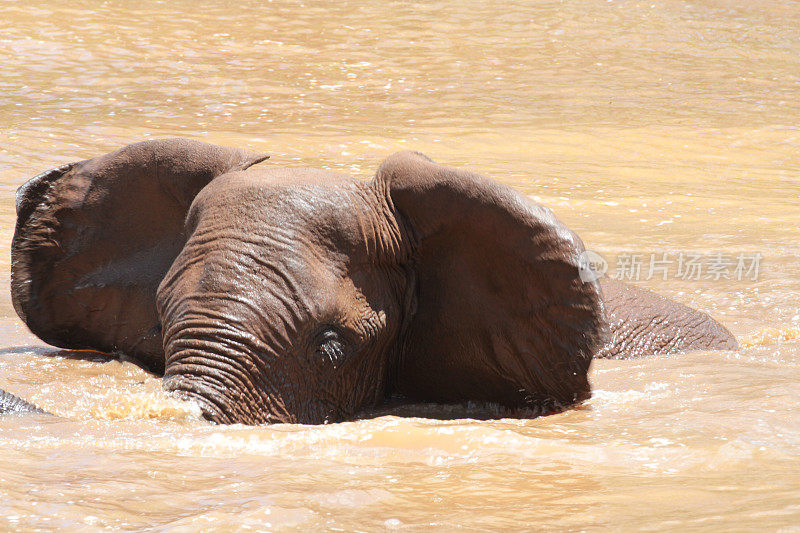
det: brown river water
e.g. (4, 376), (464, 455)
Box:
(1, 1), (799, 530)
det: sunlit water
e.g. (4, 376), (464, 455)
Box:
(1, 0), (799, 529)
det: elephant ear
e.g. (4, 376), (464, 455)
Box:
(11, 138), (268, 372)
(376, 151), (607, 413)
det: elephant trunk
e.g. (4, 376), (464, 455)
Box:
(162, 375), (229, 423)
(162, 334), (286, 425)
(0, 388), (48, 415)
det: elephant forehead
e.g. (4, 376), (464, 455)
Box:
(196, 167), (352, 200)
(190, 168), (362, 220)
(187, 167), (382, 254)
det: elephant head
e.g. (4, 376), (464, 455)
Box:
(11, 139), (607, 424)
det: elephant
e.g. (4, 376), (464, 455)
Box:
(2, 139), (737, 423)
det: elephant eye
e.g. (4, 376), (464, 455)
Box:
(315, 327), (346, 369)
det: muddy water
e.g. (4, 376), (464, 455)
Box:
(1, 0), (799, 530)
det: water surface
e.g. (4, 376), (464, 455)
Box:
(1, 0), (799, 529)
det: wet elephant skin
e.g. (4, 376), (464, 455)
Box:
(7, 139), (735, 424)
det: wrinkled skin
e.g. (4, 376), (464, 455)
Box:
(598, 278), (738, 358)
(156, 167), (412, 423)
(7, 139), (736, 424)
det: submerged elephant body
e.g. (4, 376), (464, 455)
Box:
(598, 278), (737, 358)
(4, 139), (736, 423)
